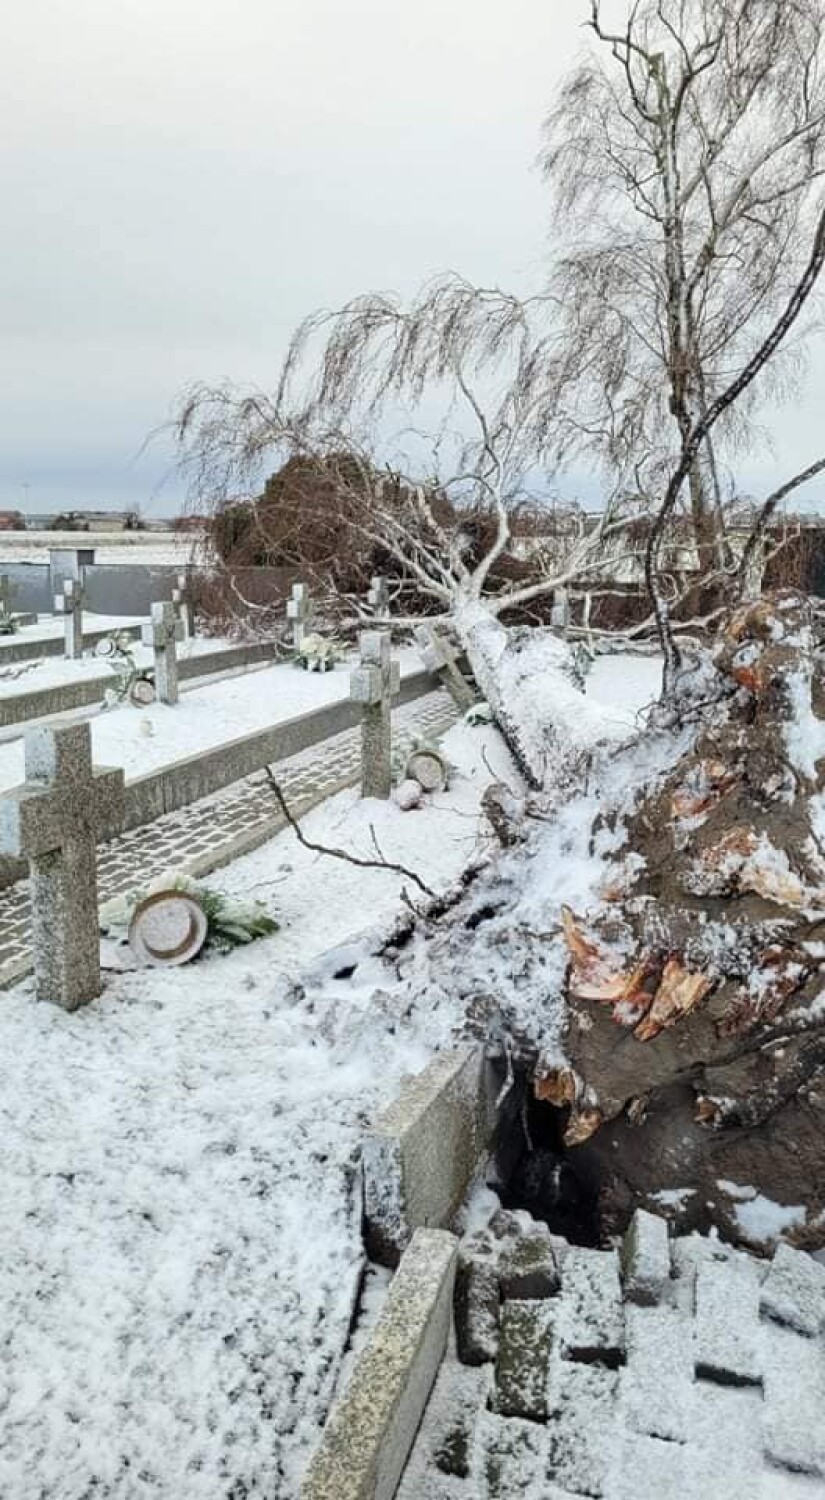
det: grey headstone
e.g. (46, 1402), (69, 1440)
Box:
(171, 571), (195, 639)
(414, 624), (475, 710)
(54, 579), (83, 659)
(141, 600), (184, 704)
(551, 587), (571, 636)
(0, 721), (124, 1009)
(286, 581), (312, 651)
(349, 630), (400, 799)
(367, 574), (391, 625)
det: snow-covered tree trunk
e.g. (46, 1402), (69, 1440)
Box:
(453, 600), (626, 791)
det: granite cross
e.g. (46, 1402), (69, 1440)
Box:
(367, 574), (391, 626)
(172, 571), (195, 640)
(350, 630), (401, 799)
(0, 721), (124, 1009)
(54, 578), (84, 659)
(551, 587), (571, 637)
(142, 600), (184, 704)
(414, 623), (475, 709)
(286, 582), (313, 652)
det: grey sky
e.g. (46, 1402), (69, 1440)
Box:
(2, 0), (823, 517)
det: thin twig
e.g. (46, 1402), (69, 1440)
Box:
(264, 768), (436, 897)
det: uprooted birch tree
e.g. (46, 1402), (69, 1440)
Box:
(174, 0), (825, 788)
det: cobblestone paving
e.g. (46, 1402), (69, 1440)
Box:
(0, 688), (457, 985)
(398, 1211), (825, 1499)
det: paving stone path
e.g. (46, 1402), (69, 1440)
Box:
(0, 688), (457, 987)
(399, 1209), (825, 1499)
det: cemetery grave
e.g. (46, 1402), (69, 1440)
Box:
(0, 646), (427, 791)
(0, 696), (511, 1496)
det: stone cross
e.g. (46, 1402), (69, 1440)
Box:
(141, 600), (184, 704)
(172, 571), (195, 640)
(286, 582), (313, 651)
(367, 574), (391, 626)
(551, 587), (571, 637)
(54, 579), (84, 659)
(414, 624), (475, 710)
(350, 630), (401, 799)
(0, 721), (124, 1009)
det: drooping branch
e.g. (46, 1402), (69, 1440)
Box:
(737, 455), (825, 595)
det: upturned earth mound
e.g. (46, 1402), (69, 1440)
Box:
(389, 591), (825, 1252)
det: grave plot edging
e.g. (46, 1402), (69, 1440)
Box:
(301, 1228), (458, 1500)
(0, 670), (441, 889)
(363, 1045), (498, 1268)
(0, 638), (280, 728)
(0, 623), (142, 667)
(120, 668), (438, 832)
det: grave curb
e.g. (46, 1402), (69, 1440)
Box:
(0, 668), (443, 889)
(301, 1228), (458, 1500)
(363, 1045), (498, 1267)
(0, 638), (281, 728)
(0, 623), (142, 667)
(0, 769), (362, 993)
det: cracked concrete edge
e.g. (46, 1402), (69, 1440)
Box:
(363, 1045), (499, 1268)
(301, 1228), (458, 1500)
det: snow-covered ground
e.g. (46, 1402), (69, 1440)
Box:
(0, 647), (424, 788)
(0, 652), (668, 1497)
(0, 721), (518, 1497)
(0, 631), (239, 698)
(0, 612), (146, 648)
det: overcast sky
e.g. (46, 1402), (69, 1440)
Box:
(2, 0), (823, 517)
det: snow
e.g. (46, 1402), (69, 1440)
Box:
(784, 665), (825, 780)
(734, 1194), (807, 1246)
(586, 653), (663, 727)
(0, 612), (145, 648)
(0, 631), (237, 698)
(0, 647), (422, 788)
(456, 606), (651, 788)
(0, 719), (508, 1496)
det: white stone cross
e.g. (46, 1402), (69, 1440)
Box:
(414, 624), (475, 709)
(54, 579), (84, 659)
(350, 630), (401, 799)
(0, 721), (124, 1009)
(286, 582), (313, 651)
(172, 571), (195, 640)
(141, 600), (184, 704)
(551, 587), (571, 637)
(367, 574), (391, 625)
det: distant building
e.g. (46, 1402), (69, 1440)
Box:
(0, 511), (25, 531)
